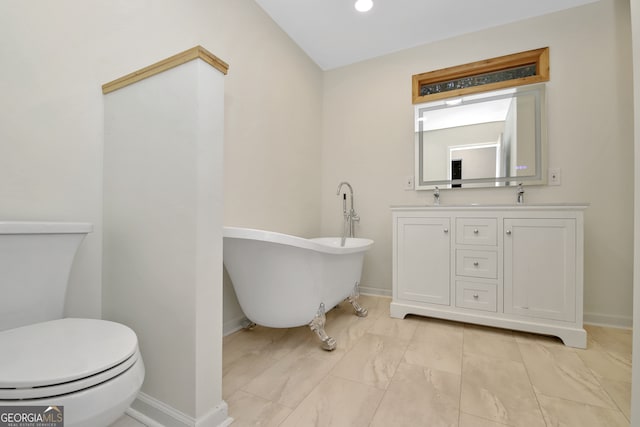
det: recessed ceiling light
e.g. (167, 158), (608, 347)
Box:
(354, 0), (373, 12)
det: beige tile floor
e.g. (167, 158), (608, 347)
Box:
(110, 415), (146, 427)
(223, 295), (632, 427)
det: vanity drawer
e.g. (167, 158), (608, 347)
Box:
(456, 218), (497, 246)
(456, 249), (497, 279)
(456, 281), (497, 312)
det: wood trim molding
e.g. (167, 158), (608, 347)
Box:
(102, 45), (229, 94)
(412, 47), (549, 104)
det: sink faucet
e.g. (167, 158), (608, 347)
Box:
(433, 186), (440, 206)
(336, 182), (359, 246)
(517, 183), (524, 204)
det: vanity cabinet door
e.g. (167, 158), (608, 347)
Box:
(504, 218), (576, 322)
(396, 217), (450, 305)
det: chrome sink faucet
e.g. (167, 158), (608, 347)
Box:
(433, 186), (440, 206)
(517, 183), (525, 204)
(336, 182), (359, 246)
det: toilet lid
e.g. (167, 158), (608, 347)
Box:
(0, 318), (138, 389)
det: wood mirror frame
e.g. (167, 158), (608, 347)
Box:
(412, 47), (549, 104)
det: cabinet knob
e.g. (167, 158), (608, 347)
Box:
(473, 261), (479, 266)
(473, 229), (479, 234)
(443, 228), (449, 233)
(506, 230), (512, 235)
(473, 294), (479, 299)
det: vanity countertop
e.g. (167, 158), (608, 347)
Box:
(390, 203), (589, 211)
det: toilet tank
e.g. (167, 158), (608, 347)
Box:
(0, 222), (92, 332)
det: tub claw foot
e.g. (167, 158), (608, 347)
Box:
(243, 319), (257, 330)
(348, 283), (368, 317)
(309, 303), (337, 351)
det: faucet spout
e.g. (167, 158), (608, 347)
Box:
(336, 182), (359, 246)
(336, 182), (354, 211)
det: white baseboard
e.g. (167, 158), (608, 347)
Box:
(126, 406), (166, 427)
(129, 393), (192, 427)
(359, 286), (392, 297)
(195, 402), (233, 427)
(584, 312), (632, 329)
(128, 392), (232, 427)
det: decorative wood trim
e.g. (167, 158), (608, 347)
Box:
(102, 45), (229, 94)
(412, 47), (549, 104)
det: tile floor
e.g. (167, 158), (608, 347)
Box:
(223, 295), (632, 427)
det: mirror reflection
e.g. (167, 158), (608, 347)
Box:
(415, 84), (546, 189)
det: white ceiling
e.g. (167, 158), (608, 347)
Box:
(254, 0), (599, 70)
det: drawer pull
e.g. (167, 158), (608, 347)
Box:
(506, 230), (512, 235)
(444, 228), (449, 233)
(473, 261), (479, 266)
(473, 229), (479, 234)
(473, 293), (479, 299)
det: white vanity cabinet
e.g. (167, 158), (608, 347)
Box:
(391, 205), (587, 348)
(504, 218), (577, 322)
(395, 217), (450, 305)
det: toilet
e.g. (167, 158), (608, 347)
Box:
(0, 222), (144, 427)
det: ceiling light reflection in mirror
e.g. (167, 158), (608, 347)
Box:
(414, 84), (546, 189)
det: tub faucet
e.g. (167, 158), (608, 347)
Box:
(433, 186), (440, 206)
(336, 181), (359, 246)
(517, 183), (524, 204)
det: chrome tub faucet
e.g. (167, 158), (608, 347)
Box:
(336, 181), (359, 246)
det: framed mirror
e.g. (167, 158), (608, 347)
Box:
(414, 83), (547, 190)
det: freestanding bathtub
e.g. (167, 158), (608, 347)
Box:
(223, 227), (374, 350)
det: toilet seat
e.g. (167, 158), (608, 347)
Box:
(0, 318), (140, 400)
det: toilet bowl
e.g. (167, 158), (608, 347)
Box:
(0, 319), (144, 427)
(0, 222), (145, 427)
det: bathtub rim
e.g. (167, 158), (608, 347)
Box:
(223, 226), (373, 255)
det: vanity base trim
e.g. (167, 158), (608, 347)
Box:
(390, 301), (587, 348)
